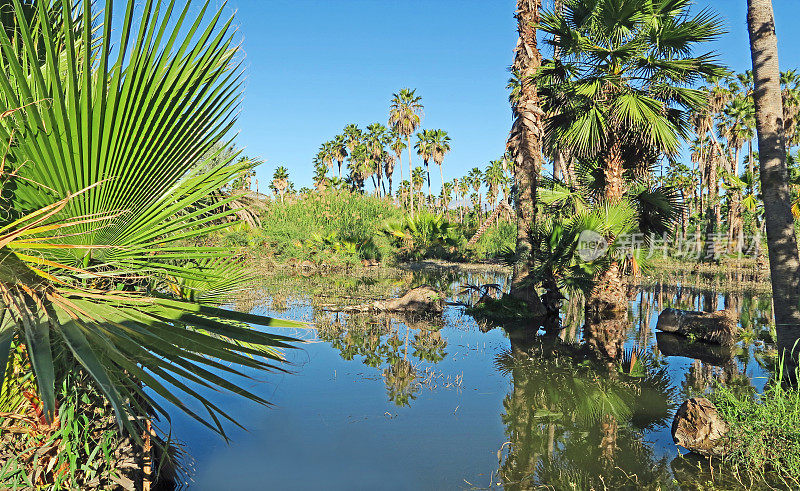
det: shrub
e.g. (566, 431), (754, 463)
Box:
(383, 212), (463, 261)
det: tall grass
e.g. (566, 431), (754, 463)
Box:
(710, 362), (800, 487)
(257, 190), (403, 262)
(471, 220), (516, 260)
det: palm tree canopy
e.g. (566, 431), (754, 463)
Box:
(537, 0), (726, 160)
(430, 129), (452, 165)
(388, 88), (423, 138)
(414, 129), (434, 162)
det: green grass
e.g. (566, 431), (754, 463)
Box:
(710, 364), (800, 488)
(470, 219), (516, 261)
(232, 190), (404, 264)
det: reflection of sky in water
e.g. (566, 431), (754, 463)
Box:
(158, 270), (774, 490)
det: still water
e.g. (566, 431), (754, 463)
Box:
(166, 266), (773, 490)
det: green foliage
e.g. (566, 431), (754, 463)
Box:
(465, 295), (536, 324)
(383, 211), (462, 261)
(0, 367), (153, 489)
(0, 0), (302, 440)
(470, 219), (516, 260)
(258, 189), (402, 263)
(710, 366), (800, 487)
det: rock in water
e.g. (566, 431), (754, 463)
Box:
(656, 308), (739, 345)
(672, 398), (729, 457)
(373, 286), (444, 313)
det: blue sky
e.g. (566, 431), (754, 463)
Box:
(224, 0), (800, 194)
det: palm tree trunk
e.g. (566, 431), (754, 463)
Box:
(748, 0), (800, 366)
(603, 136), (625, 201)
(508, 0), (546, 314)
(439, 164), (445, 200)
(407, 137), (414, 213)
(425, 160), (431, 200)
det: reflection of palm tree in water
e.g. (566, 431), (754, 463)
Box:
(314, 309), (447, 406)
(495, 339), (675, 489)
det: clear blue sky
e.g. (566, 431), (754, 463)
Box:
(224, 0), (800, 194)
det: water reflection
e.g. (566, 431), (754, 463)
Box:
(495, 338), (675, 489)
(209, 267), (782, 489)
(315, 311), (449, 406)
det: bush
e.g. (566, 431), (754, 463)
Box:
(383, 212), (463, 261)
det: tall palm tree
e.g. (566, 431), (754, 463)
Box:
(348, 143), (371, 193)
(411, 167), (426, 210)
(468, 167), (484, 218)
(389, 88), (424, 212)
(507, 0), (545, 307)
(538, 0), (724, 314)
(538, 0), (725, 202)
(383, 151), (396, 197)
(414, 129), (434, 199)
(316, 141), (335, 176)
(430, 129), (452, 195)
(343, 124), (362, 158)
(747, 0), (800, 365)
(484, 159), (505, 211)
(366, 123), (389, 196)
(332, 134), (349, 178)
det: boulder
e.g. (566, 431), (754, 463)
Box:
(326, 286), (445, 313)
(672, 397), (729, 457)
(373, 286), (444, 313)
(656, 308), (739, 345)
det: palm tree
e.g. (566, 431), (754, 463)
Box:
(343, 124), (363, 159)
(458, 177), (471, 223)
(467, 167), (484, 218)
(0, 0), (302, 439)
(332, 134), (349, 178)
(313, 160), (329, 191)
(389, 88), (424, 212)
(383, 151), (397, 197)
(484, 159), (505, 211)
(747, 0), (800, 365)
(348, 143), (371, 193)
(539, 0), (724, 201)
(414, 129), (434, 199)
(538, 0), (724, 313)
(411, 167), (426, 210)
(271, 166), (291, 202)
(366, 123), (390, 196)
(506, 0), (545, 307)
(781, 70), (800, 151)
(440, 181), (454, 212)
(316, 141), (335, 176)
(430, 129), (452, 196)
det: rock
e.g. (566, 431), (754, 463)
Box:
(373, 286), (444, 313)
(327, 286), (445, 313)
(656, 332), (738, 366)
(672, 397), (729, 457)
(656, 308), (739, 345)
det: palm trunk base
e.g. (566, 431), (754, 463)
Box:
(584, 263), (628, 360)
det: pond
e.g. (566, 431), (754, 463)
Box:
(165, 265), (775, 490)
